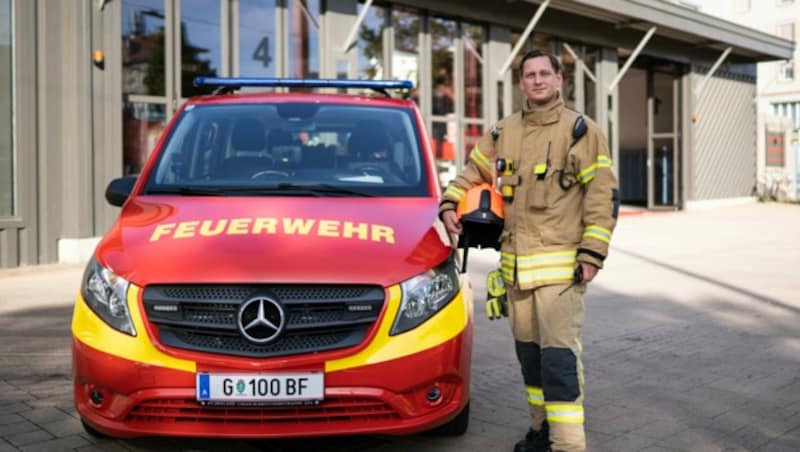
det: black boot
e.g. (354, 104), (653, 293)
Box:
(513, 422), (550, 452)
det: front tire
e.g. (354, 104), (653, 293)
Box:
(433, 401), (470, 436)
(80, 418), (108, 439)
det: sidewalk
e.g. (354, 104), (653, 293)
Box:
(0, 202), (798, 451)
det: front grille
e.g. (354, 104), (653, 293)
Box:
(143, 284), (385, 358)
(126, 396), (400, 424)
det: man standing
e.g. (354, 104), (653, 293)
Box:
(439, 50), (619, 452)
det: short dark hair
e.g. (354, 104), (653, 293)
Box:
(518, 50), (561, 75)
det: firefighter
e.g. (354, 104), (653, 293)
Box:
(439, 50), (619, 452)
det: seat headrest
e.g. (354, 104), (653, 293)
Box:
(231, 118), (266, 151)
(348, 120), (391, 160)
(267, 129), (298, 150)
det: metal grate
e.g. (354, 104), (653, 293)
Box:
(161, 285), (377, 302)
(166, 329), (356, 356)
(126, 396), (400, 424)
(142, 284), (385, 358)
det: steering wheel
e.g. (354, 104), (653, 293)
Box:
(351, 164), (388, 177)
(251, 170), (290, 180)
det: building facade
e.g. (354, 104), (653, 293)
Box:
(698, 0), (800, 201)
(0, 0), (793, 268)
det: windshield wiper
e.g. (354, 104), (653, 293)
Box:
(275, 183), (375, 197)
(146, 184), (374, 197)
(145, 186), (227, 196)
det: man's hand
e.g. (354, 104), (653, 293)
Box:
(578, 262), (599, 283)
(441, 210), (463, 235)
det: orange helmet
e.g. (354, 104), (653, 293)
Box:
(456, 183), (504, 250)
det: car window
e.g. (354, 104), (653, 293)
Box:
(146, 103), (429, 197)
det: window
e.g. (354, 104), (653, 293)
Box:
(462, 22), (485, 164)
(122, 0), (167, 97)
(239, 0), (277, 77)
(558, 42), (576, 110)
(765, 131), (785, 167)
(430, 16), (456, 165)
(180, 0), (221, 98)
(392, 6), (420, 103)
(462, 23), (484, 120)
(122, 0), (168, 176)
(288, 0), (320, 80)
(779, 60), (794, 81)
(0, 0), (12, 216)
(774, 102), (800, 129)
(734, 0), (750, 13)
(583, 47), (599, 121)
(357, 2), (387, 80)
(776, 21), (795, 41)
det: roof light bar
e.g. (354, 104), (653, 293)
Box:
(194, 77), (413, 91)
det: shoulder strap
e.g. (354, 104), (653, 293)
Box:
(571, 115), (587, 147)
(558, 115), (588, 191)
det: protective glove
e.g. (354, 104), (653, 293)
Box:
(485, 269), (507, 320)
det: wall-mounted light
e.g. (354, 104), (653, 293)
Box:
(93, 50), (105, 69)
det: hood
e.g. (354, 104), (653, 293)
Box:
(96, 196), (453, 287)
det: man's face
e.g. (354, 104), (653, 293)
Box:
(518, 56), (562, 106)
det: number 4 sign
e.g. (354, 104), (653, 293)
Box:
(252, 37), (272, 68)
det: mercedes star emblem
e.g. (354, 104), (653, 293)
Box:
(237, 296), (286, 344)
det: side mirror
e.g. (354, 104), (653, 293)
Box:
(105, 176), (138, 207)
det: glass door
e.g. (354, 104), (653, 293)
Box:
(175, 0), (223, 100)
(122, 0), (222, 176)
(647, 68), (680, 208)
(235, 0), (278, 78)
(429, 16), (457, 185)
(121, 0), (169, 175)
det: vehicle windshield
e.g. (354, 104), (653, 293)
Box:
(144, 102), (429, 197)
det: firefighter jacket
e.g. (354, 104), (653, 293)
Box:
(440, 97), (620, 290)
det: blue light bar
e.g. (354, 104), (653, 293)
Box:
(194, 77), (413, 90)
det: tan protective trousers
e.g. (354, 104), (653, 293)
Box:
(507, 284), (586, 452)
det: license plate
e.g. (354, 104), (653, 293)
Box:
(196, 372), (324, 404)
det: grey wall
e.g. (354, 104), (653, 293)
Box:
(0, 0), (35, 268)
(691, 66), (757, 200)
(0, 0), (119, 268)
(0, 43), (11, 218)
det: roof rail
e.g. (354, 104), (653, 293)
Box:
(193, 77), (414, 98)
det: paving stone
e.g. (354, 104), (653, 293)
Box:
(19, 434), (90, 452)
(0, 414), (24, 426)
(725, 424), (773, 450)
(652, 427), (741, 452)
(0, 403), (31, 414)
(76, 443), (132, 452)
(0, 439), (18, 452)
(40, 417), (84, 438)
(19, 407), (67, 424)
(757, 435), (800, 452)
(0, 421), (38, 436)
(4, 428), (53, 447)
(584, 430), (617, 451)
(598, 432), (659, 451)
(634, 418), (688, 440)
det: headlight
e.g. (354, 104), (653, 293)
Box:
(390, 256), (459, 335)
(80, 258), (136, 336)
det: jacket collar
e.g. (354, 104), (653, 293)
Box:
(522, 95), (563, 126)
